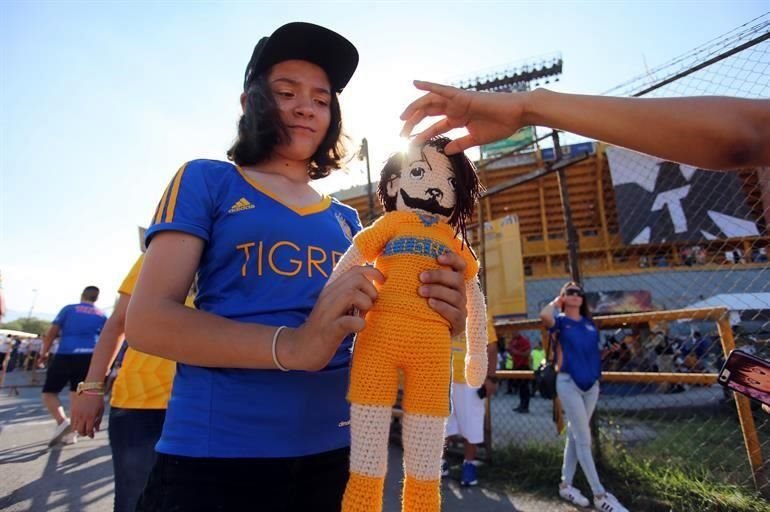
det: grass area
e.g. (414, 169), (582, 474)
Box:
(482, 408), (770, 512)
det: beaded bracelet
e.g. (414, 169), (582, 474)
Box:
(272, 325), (290, 372)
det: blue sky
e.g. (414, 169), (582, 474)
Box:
(1, 0), (768, 321)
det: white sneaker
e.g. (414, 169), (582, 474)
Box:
(62, 431), (78, 445)
(49, 419), (71, 447)
(559, 484), (590, 507)
(594, 492), (629, 512)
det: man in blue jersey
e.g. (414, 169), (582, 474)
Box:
(40, 286), (107, 446)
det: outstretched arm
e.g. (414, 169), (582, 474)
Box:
(463, 279), (488, 388)
(400, 81), (770, 170)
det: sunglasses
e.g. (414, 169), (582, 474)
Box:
(564, 288), (584, 297)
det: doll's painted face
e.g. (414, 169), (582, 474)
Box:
(393, 144), (457, 220)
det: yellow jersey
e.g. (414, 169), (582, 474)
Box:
(110, 255), (192, 409)
(354, 211), (478, 324)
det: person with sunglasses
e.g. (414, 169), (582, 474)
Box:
(540, 282), (629, 512)
(125, 22), (469, 511)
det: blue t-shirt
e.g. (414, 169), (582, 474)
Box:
(52, 302), (107, 355)
(144, 159), (362, 458)
(551, 314), (601, 391)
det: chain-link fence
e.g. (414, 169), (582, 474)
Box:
(484, 13), (770, 509)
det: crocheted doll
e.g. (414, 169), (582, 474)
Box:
(327, 136), (488, 512)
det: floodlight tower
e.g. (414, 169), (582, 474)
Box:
(455, 54), (563, 161)
(456, 53), (563, 93)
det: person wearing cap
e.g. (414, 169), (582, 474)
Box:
(126, 22), (469, 511)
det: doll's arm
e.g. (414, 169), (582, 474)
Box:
(464, 278), (488, 388)
(326, 245), (369, 286)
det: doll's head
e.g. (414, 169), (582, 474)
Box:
(377, 136), (481, 240)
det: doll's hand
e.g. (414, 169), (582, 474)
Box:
(400, 80), (528, 155)
(420, 252), (467, 337)
(287, 266), (384, 371)
(465, 354), (487, 388)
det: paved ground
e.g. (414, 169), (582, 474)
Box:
(0, 370), (579, 512)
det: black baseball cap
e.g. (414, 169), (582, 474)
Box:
(243, 22), (359, 93)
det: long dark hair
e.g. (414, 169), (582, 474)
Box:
(226, 73), (347, 179)
(377, 136), (482, 242)
(560, 281), (592, 320)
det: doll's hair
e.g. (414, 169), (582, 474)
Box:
(377, 136), (482, 242)
(227, 73), (347, 179)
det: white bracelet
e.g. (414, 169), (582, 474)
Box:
(271, 326), (290, 372)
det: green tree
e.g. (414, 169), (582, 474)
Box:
(1, 317), (52, 336)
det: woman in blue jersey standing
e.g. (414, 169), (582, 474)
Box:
(540, 282), (629, 512)
(126, 22), (470, 511)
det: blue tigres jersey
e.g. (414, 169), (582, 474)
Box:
(551, 313), (602, 392)
(144, 159), (361, 458)
(52, 302), (107, 355)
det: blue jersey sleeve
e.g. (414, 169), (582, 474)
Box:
(145, 161), (214, 246)
(52, 305), (70, 327)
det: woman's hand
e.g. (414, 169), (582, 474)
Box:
(71, 393), (105, 438)
(400, 80), (529, 155)
(280, 266), (384, 371)
(420, 252), (468, 337)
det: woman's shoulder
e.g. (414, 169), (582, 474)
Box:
(183, 158), (237, 177)
(328, 198), (363, 238)
(171, 159), (242, 199)
(330, 196), (362, 222)
(330, 196), (361, 217)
